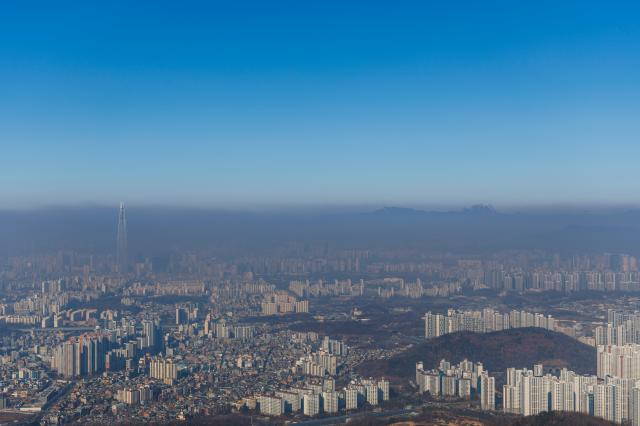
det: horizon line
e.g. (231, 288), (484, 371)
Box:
(1, 201), (640, 215)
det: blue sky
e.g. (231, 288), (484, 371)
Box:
(1, 1), (639, 209)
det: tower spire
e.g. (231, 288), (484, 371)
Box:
(116, 202), (128, 274)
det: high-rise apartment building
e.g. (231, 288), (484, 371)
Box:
(378, 378), (390, 401)
(257, 395), (284, 416)
(142, 319), (160, 351)
(303, 393), (320, 416)
(345, 387), (358, 410)
(321, 391), (338, 413)
(480, 372), (496, 410)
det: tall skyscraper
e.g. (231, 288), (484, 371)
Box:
(142, 319), (160, 351)
(116, 202), (128, 273)
(480, 372), (496, 410)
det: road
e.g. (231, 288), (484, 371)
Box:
(34, 382), (75, 424)
(19, 326), (96, 333)
(292, 408), (415, 425)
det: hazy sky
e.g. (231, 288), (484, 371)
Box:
(2, 1), (639, 209)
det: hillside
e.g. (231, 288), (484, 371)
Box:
(506, 411), (614, 425)
(357, 328), (595, 381)
(326, 410), (613, 426)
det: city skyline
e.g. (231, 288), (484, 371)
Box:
(2, 1), (640, 208)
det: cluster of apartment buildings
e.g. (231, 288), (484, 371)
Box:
(295, 350), (339, 376)
(597, 344), (640, 380)
(51, 320), (161, 377)
(503, 365), (596, 416)
(415, 359), (495, 410)
(498, 345), (640, 425)
(425, 308), (555, 338)
(321, 336), (348, 356)
(202, 316), (255, 340)
(595, 310), (640, 346)
(149, 357), (187, 385)
(253, 376), (389, 417)
(289, 279), (364, 298)
(116, 385), (155, 405)
(260, 292), (309, 315)
(480, 264), (640, 293)
(3, 307), (103, 328)
(502, 363), (640, 425)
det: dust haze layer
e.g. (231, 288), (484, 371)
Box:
(1, 205), (639, 257)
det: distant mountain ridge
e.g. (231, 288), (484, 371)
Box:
(372, 204), (497, 216)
